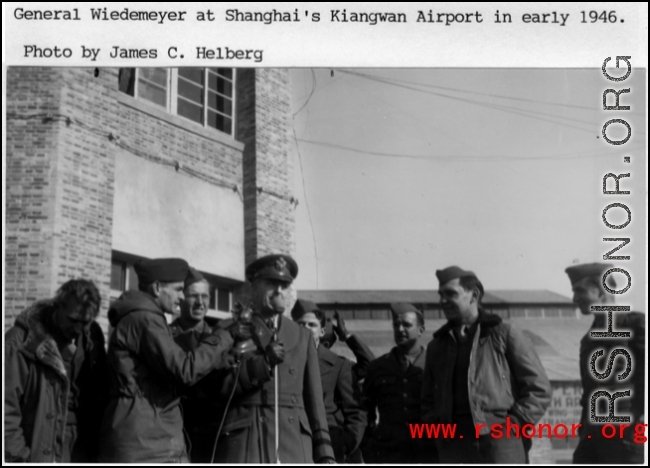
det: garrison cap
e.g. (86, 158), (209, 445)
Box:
(246, 254), (298, 283)
(390, 302), (423, 319)
(565, 263), (612, 286)
(436, 265), (484, 296)
(184, 266), (205, 289)
(291, 299), (321, 321)
(134, 258), (189, 284)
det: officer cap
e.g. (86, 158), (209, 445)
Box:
(184, 266), (205, 289)
(134, 258), (189, 284)
(291, 298), (320, 321)
(565, 263), (612, 286)
(390, 302), (423, 320)
(246, 254), (298, 283)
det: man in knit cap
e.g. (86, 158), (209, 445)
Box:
(422, 266), (551, 464)
(99, 258), (234, 463)
(565, 262), (645, 464)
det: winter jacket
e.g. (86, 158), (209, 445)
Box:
(98, 291), (233, 463)
(421, 309), (551, 433)
(4, 301), (107, 463)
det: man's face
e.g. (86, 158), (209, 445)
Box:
(181, 280), (210, 324)
(392, 311), (423, 348)
(296, 312), (325, 347)
(439, 278), (476, 324)
(55, 298), (95, 341)
(158, 281), (185, 314)
(253, 278), (291, 315)
(571, 277), (604, 315)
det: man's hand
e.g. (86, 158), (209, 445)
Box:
(265, 340), (285, 367)
(333, 310), (350, 341)
(227, 321), (253, 342)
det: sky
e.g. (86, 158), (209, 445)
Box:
(289, 68), (646, 310)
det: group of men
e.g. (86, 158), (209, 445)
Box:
(4, 256), (645, 464)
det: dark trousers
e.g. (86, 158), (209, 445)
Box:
(436, 415), (526, 464)
(573, 437), (644, 464)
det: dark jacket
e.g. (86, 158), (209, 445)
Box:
(344, 334), (376, 382)
(363, 345), (434, 464)
(169, 316), (223, 463)
(4, 301), (107, 463)
(421, 310), (551, 432)
(98, 291), (233, 463)
(213, 315), (335, 463)
(318, 345), (366, 462)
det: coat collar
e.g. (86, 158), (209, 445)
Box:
(16, 301), (72, 379)
(318, 344), (339, 368)
(433, 307), (502, 339)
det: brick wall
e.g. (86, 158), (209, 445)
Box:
(235, 68), (296, 305)
(6, 67), (296, 329)
(5, 67), (118, 330)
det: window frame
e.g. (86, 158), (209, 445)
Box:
(128, 67), (236, 137)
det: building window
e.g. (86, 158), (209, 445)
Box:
(118, 68), (235, 136)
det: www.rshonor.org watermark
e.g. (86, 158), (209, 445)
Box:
(592, 57), (637, 425)
(408, 419), (648, 443)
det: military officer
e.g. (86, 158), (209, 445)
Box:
(362, 303), (435, 464)
(565, 263), (645, 464)
(213, 254), (335, 464)
(292, 299), (367, 463)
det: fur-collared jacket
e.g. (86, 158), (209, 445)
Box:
(422, 309), (551, 433)
(4, 300), (107, 462)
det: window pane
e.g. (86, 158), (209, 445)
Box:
(216, 77), (233, 96)
(208, 111), (232, 134)
(178, 78), (204, 104)
(208, 91), (232, 115)
(127, 264), (139, 291)
(178, 99), (204, 124)
(209, 68), (233, 80)
(139, 68), (167, 86)
(118, 68), (136, 96)
(178, 68), (204, 84)
(138, 81), (167, 107)
(217, 288), (231, 312)
(110, 262), (124, 290)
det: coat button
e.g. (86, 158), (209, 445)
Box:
(46, 413), (55, 420)
(289, 367), (295, 374)
(260, 416), (266, 422)
(289, 416), (295, 423)
(43, 448), (52, 455)
(291, 395), (297, 403)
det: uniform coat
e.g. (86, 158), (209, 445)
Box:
(363, 345), (434, 464)
(214, 315), (335, 463)
(318, 345), (366, 462)
(4, 301), (107, 463)
(98, 291), (233, 463)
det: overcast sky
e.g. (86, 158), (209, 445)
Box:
(289, 68), (646, 310)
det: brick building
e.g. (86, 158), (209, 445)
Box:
(5, 67), (296, 332)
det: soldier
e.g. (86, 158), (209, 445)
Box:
(422, 266), (551, 463)
(362, 302), (435, 464)
(292, 299), (367, 463)
(99, 258), (234, 463)
(169, 267), (223, 463)
(333, 309), (376, 383)
(565, 263), (645, 464)
(214, 254), (335, 463)
(5, 279), (107, 463)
